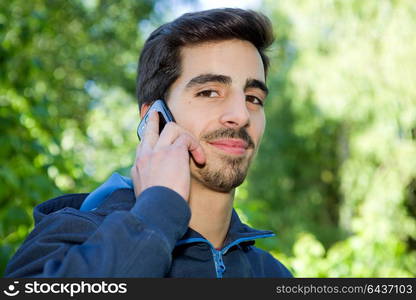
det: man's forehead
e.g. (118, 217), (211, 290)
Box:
(178, 39), (266, 83)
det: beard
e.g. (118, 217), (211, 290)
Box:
(194, 153), (252, 192)
(191, 127), (257, 193)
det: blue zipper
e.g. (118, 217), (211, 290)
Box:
(211, 248), (226, 278)
(176, 233), (275, 278)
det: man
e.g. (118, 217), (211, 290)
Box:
(5, 8), (292, 278)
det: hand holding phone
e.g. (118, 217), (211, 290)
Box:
(131, 101), (206, 201)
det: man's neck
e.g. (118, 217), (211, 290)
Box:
(188, 178), (234, 249)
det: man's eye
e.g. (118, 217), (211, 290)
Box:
(196, 90), (220, 97)
(246, 95), (264, 106)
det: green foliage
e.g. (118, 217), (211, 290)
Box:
(0, 0), (155, 276)
(236, 0), (416, 277)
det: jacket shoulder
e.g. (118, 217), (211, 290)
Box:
(34, 188), (135, 223)
(248, 246), (293, 278)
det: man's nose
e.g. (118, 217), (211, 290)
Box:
(219, 92), (250, 129)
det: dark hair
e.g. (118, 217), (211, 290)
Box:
(136, 8), (274, 110)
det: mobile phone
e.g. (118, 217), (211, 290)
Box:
(137, 99), (175, 140)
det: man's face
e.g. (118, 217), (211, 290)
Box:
(166, 39), (268, 193)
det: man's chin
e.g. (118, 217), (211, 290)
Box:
(195, 175), (246, 193)
(191, 162), (249, 193)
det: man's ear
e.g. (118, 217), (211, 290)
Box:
(140, 102), (152, 119)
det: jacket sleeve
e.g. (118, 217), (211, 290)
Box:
(4, 186), (190, 278)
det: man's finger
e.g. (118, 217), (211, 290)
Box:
(174, 133), (206, 165)
(140, 110), (159, 150)
(153, 122), (177, 150)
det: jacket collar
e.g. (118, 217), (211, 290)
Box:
(176, 209), (275, 253)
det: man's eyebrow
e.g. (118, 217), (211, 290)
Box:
(185, 73), (232, 89)
(245, 78), (269, 96)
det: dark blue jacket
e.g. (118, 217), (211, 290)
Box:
(5, 186), (292, 278)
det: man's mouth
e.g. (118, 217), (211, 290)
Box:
(207, 138), (249, 155)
